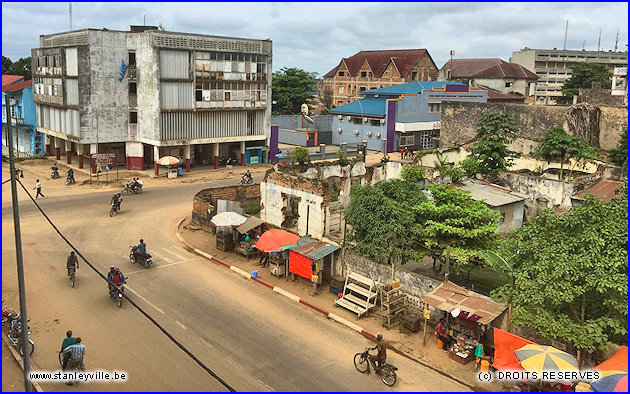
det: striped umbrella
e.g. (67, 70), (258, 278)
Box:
(591, 370), (628, 392)
(514, 344), (579, 374)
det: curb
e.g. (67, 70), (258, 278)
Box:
(2, 333), (44, 392)
(176, 218), (479, 391)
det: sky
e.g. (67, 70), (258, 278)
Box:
(2, 2), (628, 77)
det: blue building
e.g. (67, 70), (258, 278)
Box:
(329, 81), (487, 152)
(2, 78), (44, 156)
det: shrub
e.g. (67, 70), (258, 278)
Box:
(401, 165), (426, 183)
(459, 156), (481, 177)
(336, 149), (349, 166)
(291, 146), (310, 164)
(243, 203), (261, 216)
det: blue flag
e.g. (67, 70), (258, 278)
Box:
(118, 59), (128, 82)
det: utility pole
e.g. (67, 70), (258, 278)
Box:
(69, 2), (72, 31)
(4, 95), (32, 392)
(598, 28), (602, 51)
(615, 29), (619, 51)
(563, 20), (568, 50)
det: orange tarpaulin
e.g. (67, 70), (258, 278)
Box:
(288, 250), (313, 280)
(595, 346), (628, 371)
(492, 327), (535, 371)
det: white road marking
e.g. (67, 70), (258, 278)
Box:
(126, 258), (199, 275)
(151, 251), (174, 264)
(175, 320), (187, 330)
(199, 337), (214, 349)
(257, 379), (275, 392)
(159, 248), (189, 261)
(124, 286), (165, 314)
(224, 356), (239, 368)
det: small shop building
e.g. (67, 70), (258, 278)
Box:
(288, 237), (340, 288)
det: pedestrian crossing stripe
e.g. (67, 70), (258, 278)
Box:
(158, 247), (190, 261)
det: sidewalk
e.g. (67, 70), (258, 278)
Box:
(176, 217), (505, 392)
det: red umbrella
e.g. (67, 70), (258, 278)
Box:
(156, 156), (180, 166)
(254, 229), (300, 252)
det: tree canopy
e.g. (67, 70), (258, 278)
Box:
(290, 146), (310, 164)
(2, 56), (32, 80)
(610, 127), (627, 169)
(559, 63), (612, 104)
(272, 67), (317, 115)
(536, 127), (596, 181)
(470, 112), (518, 174)
(495, 187), (628, 356)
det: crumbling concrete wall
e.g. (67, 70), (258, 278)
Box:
(192, 184), (260, 230)
(128, 33), (160, 142)
(577, 83), (626, 107)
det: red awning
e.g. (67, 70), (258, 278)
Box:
(254, 229), (300, 253)
(492, 328), (535, 371)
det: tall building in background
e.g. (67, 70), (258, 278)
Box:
(510, 47), (628, 104)
(31, 26), (272, 173)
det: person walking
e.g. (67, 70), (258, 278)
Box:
(33, 179), (44, 198)
(60, 330), (76, 371)
(63, 337), (86, 384)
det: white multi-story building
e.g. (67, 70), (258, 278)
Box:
(510, 47), (627, 104)
(32, 26), (272, 173)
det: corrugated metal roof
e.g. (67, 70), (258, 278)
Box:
(2, 75), (24, 87)
(2, 80), (32, 93)
(421, 281), (507, 325)
(457, 179), (525, 207)
(329, 98), (387, 116)
(290, 240), (340, 261)
(236, 216), (264, 234)
(360, 81), (468, 96)
(573, 180), (625, 202)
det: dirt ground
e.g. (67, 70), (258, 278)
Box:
(178, 218), (505, 392)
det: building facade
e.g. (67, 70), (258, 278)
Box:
(510, 48), (628, 104)
(31, 26), (272, 172)
(329, 81), (487, 152)
(2, 77), (44, 157)
(438, 58), (538, 98)
(320, 49), (438, 108)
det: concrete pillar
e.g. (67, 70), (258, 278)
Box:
(125, 141), (144, 170)
(341, 141), (348, 154)
(45, 134), (51, 156)
(319, 144), (326, 160)
(154, 145), (160, 176)
(77, 144), (84, 169)
(213, 143), (219, 169)
(381, 138), (387, 154)
(65, 140), (72, 164)
(185, 144), (191, 172)
(55, 137), (61, 160)
(269, 125), (279, 164)
(240, 141), (246, 166)
(89, 143), (98, 174)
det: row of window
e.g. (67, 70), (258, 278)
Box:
(195, 52), (267, 62)
(194, 71), (267, 82)
(35, 54), (61, 68)
(349, 118), (381, 126)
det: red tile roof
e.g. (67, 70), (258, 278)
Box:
(573, 180), (625, 202)
(2, 75), (24, 87)
(442, 58), (538, 80)
(324, 49), (433, 78)
(2, 79), (32, 93)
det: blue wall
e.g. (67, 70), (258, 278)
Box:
(330, 114), (388, 151)
(2, 86), (42, 155)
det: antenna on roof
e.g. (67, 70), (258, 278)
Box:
(69, 2), (72, 31)
(597, 28), (602, 51)
(615, 29), (619, 51)
(582, 40), (586, 50)
(563, 20), (568, 50)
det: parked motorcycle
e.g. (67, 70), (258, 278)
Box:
(2, 302), (19, 328)
(8, 318), (34, 356)
(218, 156), (238, 166)
(129, 245), (152, 269)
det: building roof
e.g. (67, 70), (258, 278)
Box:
(236, 216), (264, 234)
(290, 240), (340, 261)
(329, 98), (387, 117)
(360, 81), (469, 96)
(2, 80), (32, 93)
(2, 75), (24, 87)
(572, 180), (625, 202)
(442, 58), (538, 80)
(324, 49), (433, 79)
(422, 281), (507, 325)
(473, 85), (526, 102)
(456, 179), (526, 207)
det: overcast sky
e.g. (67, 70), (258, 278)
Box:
(2, 2), (628, 76)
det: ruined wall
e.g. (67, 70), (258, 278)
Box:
(440, 102), (627, 150)
(577, 84), (626, 107)
(191, 184), (260, 230)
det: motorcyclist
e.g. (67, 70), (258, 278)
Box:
(107, 265), (116, 293)
(241, 170), (252, 184)
(131, 177), (142, 191)
(67, 169), (75, 183)
(368, 333), (387, 372)
(110, 193), (122, 212)
(51, 164), (60, 178)
(108, 268), (126, 296)
(134, 239), (147, 261)
(66, 251), (79, 276)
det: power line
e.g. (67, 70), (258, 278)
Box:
(13, 177), (236, 392)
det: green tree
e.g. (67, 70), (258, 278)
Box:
(401, 165), (425, 183)
(336, 148), (349, 166)
(610, 127), (628, 169)
(459, 156), (481, 177)
(537, 127), (596, 181)
(290, 146), (310, 165)
(345, 179), (426, 263)
(2, 56), (13, 74)
(559, 63), (613, 104)
(6, 57), (32, 80)
(272, 67), (317, 115)
(413, 183), (500, 275)
(470, 112), (518, 174)
(496, 188), (628, 362)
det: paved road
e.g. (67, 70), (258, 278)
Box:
(2, 164), (469, 391)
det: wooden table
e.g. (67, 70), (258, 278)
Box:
(235, 247), (261, 260)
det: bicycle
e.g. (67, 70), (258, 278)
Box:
(354, 347), (398, 386)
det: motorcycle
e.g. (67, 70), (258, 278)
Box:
(129, 245), (152, 269)
(354, 347), (398, 386)
(2, 302), (19, 328)
(109, 201), (121, 217)
(109, 282), (125, 308)
(8, 318), (35, 356)
(65, 174), (75, 186)
(121, 181), (142, 195)
(51, 169), (60, 179)
(238, 174), (253, 185)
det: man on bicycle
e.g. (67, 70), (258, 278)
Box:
(369, 333), (387, 372)
(66, 251), (79, 276)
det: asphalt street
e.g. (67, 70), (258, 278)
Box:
(1, 163), (469, 391)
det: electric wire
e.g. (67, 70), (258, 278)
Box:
(13, 177), (236, 392)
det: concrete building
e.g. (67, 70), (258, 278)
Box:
(510, 48), (628, 104)
(320, 49), (438, 108)
(2, 77), (44, 156)
(438, 58), (538, 98)
(457, 179), (526, 232)
(329, 81), (487, 152)
(31, 26), (272, 173)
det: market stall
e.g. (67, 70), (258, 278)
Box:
(422, 281), (507, 365)
(210, 211), (247, 252)
(254, 229), (300, 274)
(235, 217), (264, 259)
(288, 238), (339, 287)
